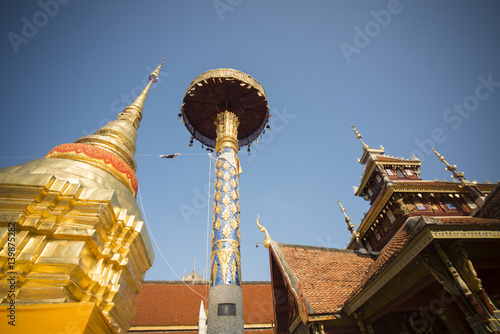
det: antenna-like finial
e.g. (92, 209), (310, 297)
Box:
(432, 149), (466, 182)
(338, 200), (355, 233)
(338, 201), (362, 250)
(351, 125), (368, 150)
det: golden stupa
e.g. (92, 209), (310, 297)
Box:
(0, 59), (165, 333)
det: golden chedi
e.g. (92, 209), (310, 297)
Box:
(0, 59), (164, 333)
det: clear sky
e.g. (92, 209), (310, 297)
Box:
(1, 1), (499, 283)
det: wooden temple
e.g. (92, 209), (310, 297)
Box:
(262, 126), (500, 334)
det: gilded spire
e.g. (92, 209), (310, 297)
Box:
(351, 125), (385, 164)
(432, 149), (466, 182)
(256, 214), (272, 249)
(338, 201), (362, 250)
(121, 58), (165, 127)
(351, 125), (368, 150)
(338, 200), (355, 233)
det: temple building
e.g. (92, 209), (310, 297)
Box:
(260, 126), (500, 333)
(0, 60), (165, 333)
(1, 57), (498, 334)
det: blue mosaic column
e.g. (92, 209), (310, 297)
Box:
(207, 111), (244, 334)
(211, 145), (241, 286)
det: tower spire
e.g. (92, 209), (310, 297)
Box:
(432, 149), (466, 182)
(121, 58), (165, 128)
(432, 149), (485, 202)
(338, 201), (362, 250)
(351, 125), (369, 150)
(351, 125), (385, 164)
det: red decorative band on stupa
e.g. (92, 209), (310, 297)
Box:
(45, 143), (138, 196)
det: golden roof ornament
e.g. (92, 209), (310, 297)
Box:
(256, 214), (272, 249)
(432, 149), (467, 183)
(338, 200), (355, 233)
(351, 125), (369, 150)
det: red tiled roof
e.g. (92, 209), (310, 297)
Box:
(348, 222), (416, 300)
(129, 281), (274, 327)
(438, 216), (500, 225)
(275, 216), (500, 317)
(130, 282), (207, 327)
(277, 245), (375, 314)
(476, 182), (500, 219)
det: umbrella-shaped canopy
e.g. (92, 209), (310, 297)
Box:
(181, 69), (269, 149)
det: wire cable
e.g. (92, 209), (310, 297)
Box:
(138, 186), (208, 301)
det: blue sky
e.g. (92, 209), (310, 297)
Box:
(1, 1), (499, 282)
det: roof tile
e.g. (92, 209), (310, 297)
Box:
(277, 245), (375, 314)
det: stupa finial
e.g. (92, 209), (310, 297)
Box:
(121, 58), (165, 126)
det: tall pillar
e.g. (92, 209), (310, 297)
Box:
(180, 68), (270, 333)
(207, 110), (244, 334)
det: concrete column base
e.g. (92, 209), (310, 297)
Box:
(207, 284), (244, 334)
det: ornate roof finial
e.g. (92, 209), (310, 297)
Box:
(351, 125), (369, 150)
(121, 58), (165, 127)
(338, 200), (355, 233)
(432, 149), (466, 182)
(432, 149), (485, 202)
(338, 201), (362, 250)
(256, 214), (272, 249)
(193, 256), (196, 272)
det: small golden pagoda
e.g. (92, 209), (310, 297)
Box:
(0, 59), (165, 333)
